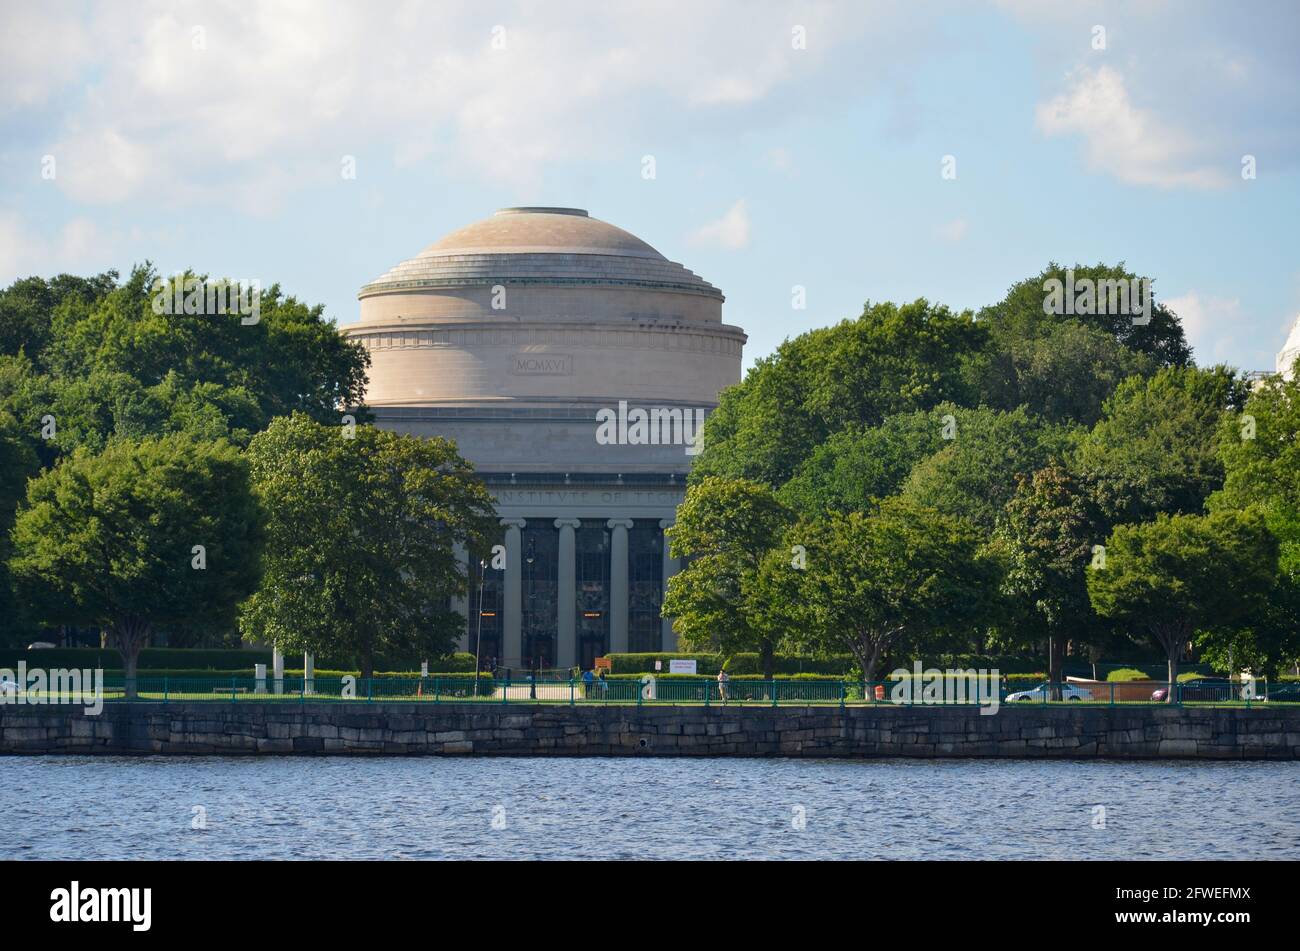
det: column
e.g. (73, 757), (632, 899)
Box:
(659, 519), (679, 653)
(555, 518), (580, 669)
(303, 652), (314, 696)
(451, 541), (470, 652)
(502, 518), (525, 670)
(272, 647), (284, 695)
(607, 518), (633, 655)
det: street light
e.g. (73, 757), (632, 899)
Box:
(525, 538), (537, 698)
(473, 558), (487, 696)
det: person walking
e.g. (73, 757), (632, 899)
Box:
(717, 667), (730, 704)
(582, 667), (594, 699)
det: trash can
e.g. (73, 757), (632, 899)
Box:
(873, 684), (886, 701)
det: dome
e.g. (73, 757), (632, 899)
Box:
(343, 206), (745, 415)
(359, 207), (722, 303)
(421, 207), (661, 257)
(1278, 314), (1300, 379)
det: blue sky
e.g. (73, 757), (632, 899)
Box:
(2, 0), (1298, 372)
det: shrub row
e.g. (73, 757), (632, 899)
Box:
(606, 653), (1129, 678)
(605, 653), (854, 675)
(0, 649), (481, 673)
(81, 669), (491, 681)
(605, 672), (1047, 687)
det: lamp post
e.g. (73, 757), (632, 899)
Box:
(473, 558), (487, 697)
(525, 538), (536, 699)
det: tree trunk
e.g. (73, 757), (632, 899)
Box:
(110, 617), (151, 700)
(1049, 635), (1065, 701)
(1153, 622), (1188, 705)
(759, 641), (775, 680)
(123, 649), (140, 700)
(361, 647), (374, 682)
(862, 639), (884, 688)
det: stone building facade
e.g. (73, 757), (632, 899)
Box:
(341, 208), (746, 670)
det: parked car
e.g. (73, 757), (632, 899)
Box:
(1266, 682), (1300, 702)
(26, 641), (55, 650)
(1153, 679), (1256, 702)
(1005, 682), (1093, 703)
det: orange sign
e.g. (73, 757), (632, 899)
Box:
(594, 656), (612, 671)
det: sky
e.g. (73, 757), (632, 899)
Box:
(1, 0), (1298, 372)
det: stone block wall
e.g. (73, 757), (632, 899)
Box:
(2, 703), (1298, 758)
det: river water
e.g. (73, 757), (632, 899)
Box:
(5, 756), (1297, 860)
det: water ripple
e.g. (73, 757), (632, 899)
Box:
(2, 756), (1296, 860)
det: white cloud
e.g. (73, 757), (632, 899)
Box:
(1036, 66), (1228, 189)
(0, 213), (108, 284)
(1, 1), (935, 208)
(0, 5), (95, 112)
(1164, 291), (1245, 364)
(1007, 1), (1300, 185)
(688, 200), (750, 250)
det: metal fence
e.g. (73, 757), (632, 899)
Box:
(59, 676), (1290, 707)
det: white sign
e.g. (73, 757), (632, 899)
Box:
(668, 659), (697, 675)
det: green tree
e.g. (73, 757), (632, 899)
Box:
(691, 299), (986, 487)
(976, 320), (1158, 427)
(777, 411), (942, 517)
(239, 414), (497, 678)
(991, 463), (1109, 690)
(1204, 370), (1300, 677)
(0, 271), (119, 368)
(1086, 509), (1278, 699)
(0, 410), (40, 646)
(661, 477), (794, 677)
(0, 267), (371, 461)
(8, 434), (263, 694)
(899, 405), (1073, 536)
(788, 497), (998, 684)
(977, 263), (1190, 370)
(1193, 591), (1300, 681)
(1075, 365), (1246, 524)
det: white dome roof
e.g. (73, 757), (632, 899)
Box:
(360, 207), (722, 302)
(1278, 313), (1300, 378)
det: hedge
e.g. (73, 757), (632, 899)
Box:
(604, 652), (1171, 677)
(70, 669), (489, 681)
(0, 649), (481, 673)
(606, 653), (854, 675)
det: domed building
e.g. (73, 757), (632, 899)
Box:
(1278, 314), (1300, 380)
(343, 207), (747, 671)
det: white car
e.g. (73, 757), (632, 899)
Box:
(1005, 682), (1093, 703)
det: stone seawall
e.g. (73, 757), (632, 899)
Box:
(2, 703), (1299, 758)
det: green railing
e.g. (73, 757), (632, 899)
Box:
(73, 676), (1287, 707)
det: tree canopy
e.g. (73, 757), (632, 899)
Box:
(8, 434), (264, 691)
(691, 299), (986, 487)
(786, 498), (998, 683)
(238, 414), (497, 678)
(661, 476), (795, 676)
(1086, 509), (1277, 694)
(1075, 365), (1247, 524)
